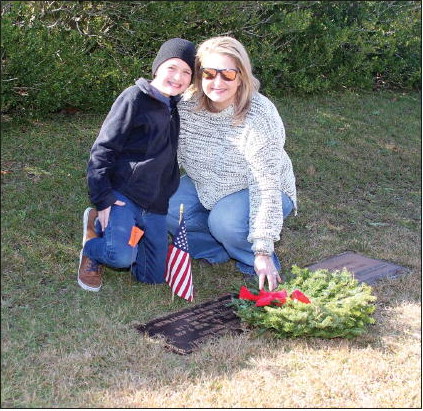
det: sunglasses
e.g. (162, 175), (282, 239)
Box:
(200, 67), (240, 81)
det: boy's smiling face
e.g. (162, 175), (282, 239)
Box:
(151, 58), (192, 97)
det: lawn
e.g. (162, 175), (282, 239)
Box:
(1, 90), (421, 408)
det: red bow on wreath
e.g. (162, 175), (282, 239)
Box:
(239, 286), (311, 307)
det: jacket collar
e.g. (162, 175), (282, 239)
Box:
(135, 78), (181, 106)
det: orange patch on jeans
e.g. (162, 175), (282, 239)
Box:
(128, 226), (144, 247)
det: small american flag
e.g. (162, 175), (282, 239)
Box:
(165, 214), (194, 301)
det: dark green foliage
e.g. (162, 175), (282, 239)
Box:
(231, 266), (376, 339)
(1, 1), (421, 116)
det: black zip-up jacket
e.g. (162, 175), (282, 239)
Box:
(87, 78), (181, 214)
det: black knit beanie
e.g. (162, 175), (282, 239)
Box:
(152, 38), (196, 76)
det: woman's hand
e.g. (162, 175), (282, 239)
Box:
(97, 200), (126, 231)
(254, 254), (282, 291)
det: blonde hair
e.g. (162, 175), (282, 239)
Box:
(190, 36), (260, 123)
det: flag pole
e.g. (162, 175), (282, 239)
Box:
(179, 203), (184, 225)
(171, 203), (184, 303)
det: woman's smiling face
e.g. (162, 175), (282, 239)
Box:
(201, 52), (240, 111)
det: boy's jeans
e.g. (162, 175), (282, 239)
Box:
(83, 191), (167, 283)
(166, 175), (294, 275)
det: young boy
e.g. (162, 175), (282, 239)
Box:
(78, 38), (196, 292)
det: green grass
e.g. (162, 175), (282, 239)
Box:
(1, 90), (421, 408)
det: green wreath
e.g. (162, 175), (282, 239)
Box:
(231, 266), (377, 339)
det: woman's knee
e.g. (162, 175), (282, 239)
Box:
(208, 191), (249, 244)
(208, 208), (248, 245)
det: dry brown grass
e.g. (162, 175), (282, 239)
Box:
(13, 273), (417, 409)
(46, 271), (416, 409)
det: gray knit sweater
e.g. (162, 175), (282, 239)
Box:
(178, 92), (297, 255)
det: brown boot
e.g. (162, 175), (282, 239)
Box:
(78, 250), (104, 292)
(82, 207), (99, 246)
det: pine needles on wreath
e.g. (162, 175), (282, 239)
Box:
(231, 266), (377, 339)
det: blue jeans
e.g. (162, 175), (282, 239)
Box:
(83, 191), (168, 284)
(166, 175), (294, 275)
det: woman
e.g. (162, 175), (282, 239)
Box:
(167, 36), (297, 291)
